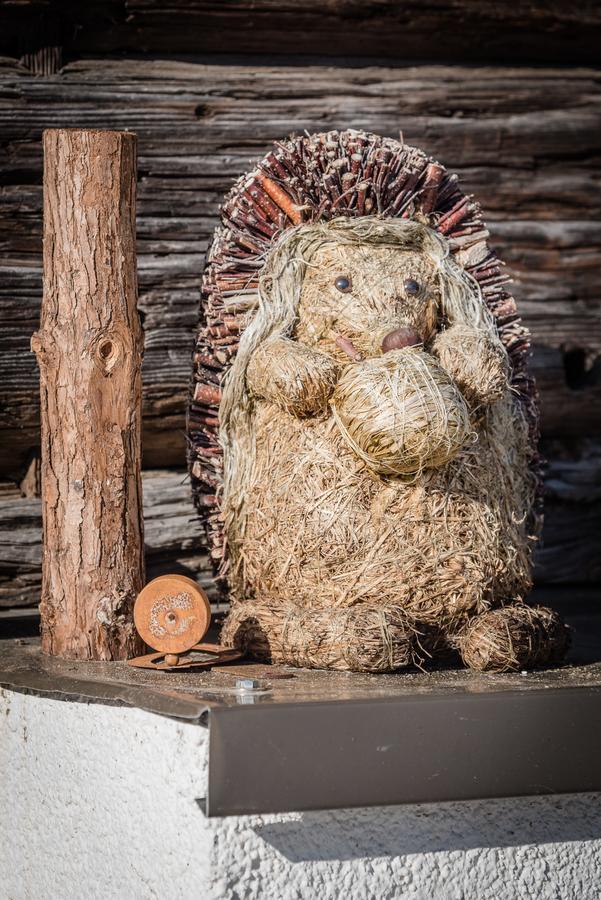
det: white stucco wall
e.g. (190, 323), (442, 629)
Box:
(2, 688), (601, 900)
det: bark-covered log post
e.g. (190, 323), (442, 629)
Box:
(32, 129), (144, 659)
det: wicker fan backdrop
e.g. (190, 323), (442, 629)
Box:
(187, 130), (539, 597)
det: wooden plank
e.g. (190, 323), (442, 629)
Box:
(2, 1), (600, 66)
(0, 470), (218, 609)
(0, 60), (599, 476)
(535, 439), (601, 584)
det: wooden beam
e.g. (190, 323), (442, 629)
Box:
(2, 1), (600, 66)
(0, 61), (599, 479)
(32, 129), (144, 659)
(0, 470), (218, 610)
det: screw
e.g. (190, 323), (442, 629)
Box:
(235, 677), (261, 692)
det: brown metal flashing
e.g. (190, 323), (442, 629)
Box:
(207, 686), (601, 816)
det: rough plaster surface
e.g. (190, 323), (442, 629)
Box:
(2, 689), (601, 900)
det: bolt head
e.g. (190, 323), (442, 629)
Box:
(235, 677), (261, 691)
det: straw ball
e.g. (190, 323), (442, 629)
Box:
(460, 605), (570, 672)
(330, 346), (472, 476)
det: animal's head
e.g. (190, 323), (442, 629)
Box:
(252, 217), (495, 363)
(297, 234), (440, 359)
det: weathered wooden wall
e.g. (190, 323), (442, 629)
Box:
(0, 2), (600, 606)
(0, 471), (217, 609)
(2, 1), (600, 66)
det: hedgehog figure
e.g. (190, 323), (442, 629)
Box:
(189, 131), (568, 673)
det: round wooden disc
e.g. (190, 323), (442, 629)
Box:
(133, 574), (211, 653)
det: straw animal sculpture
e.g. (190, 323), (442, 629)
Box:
(188, 129), (569, 673)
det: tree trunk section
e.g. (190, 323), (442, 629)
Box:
(32, 129), (144, 659)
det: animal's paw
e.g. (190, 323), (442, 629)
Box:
(432, 324), (509, 407)
(247, 337), (338, 417)
(223, 601), (414, 673)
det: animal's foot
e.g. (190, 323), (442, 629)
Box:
(222, 601), (414, 673)
(459, 604), (570, 672)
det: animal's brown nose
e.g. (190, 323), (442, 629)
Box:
(381, 326), (421, 353)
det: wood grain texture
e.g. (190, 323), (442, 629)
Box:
(0, 470), (219, 609)
(2, 0), (600, 65)
(0, 59), (599, 479)
(0, 57), (599, 604)
(34, 129), (144, 659)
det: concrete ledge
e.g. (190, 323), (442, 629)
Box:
(3, 689), (601, 900)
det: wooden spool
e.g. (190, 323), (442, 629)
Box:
(133, 575), (211, 656)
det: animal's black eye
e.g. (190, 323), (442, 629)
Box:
(335, 276), (352, 293)
(404, 278), (421, 296)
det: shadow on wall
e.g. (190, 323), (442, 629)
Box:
(253, 792), (601, 862)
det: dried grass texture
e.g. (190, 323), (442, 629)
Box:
(432, 324), (509, 408)
(224, 602), (413, 672)
(246, 337), (338, 417)
(189, 130), (565, 673)
(459, 605), (570, 672)
(220, 390), (535, 652)
(219, 217), (501, 574)
(216, 217), (560, 672)
(331, 347), (473, 476)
